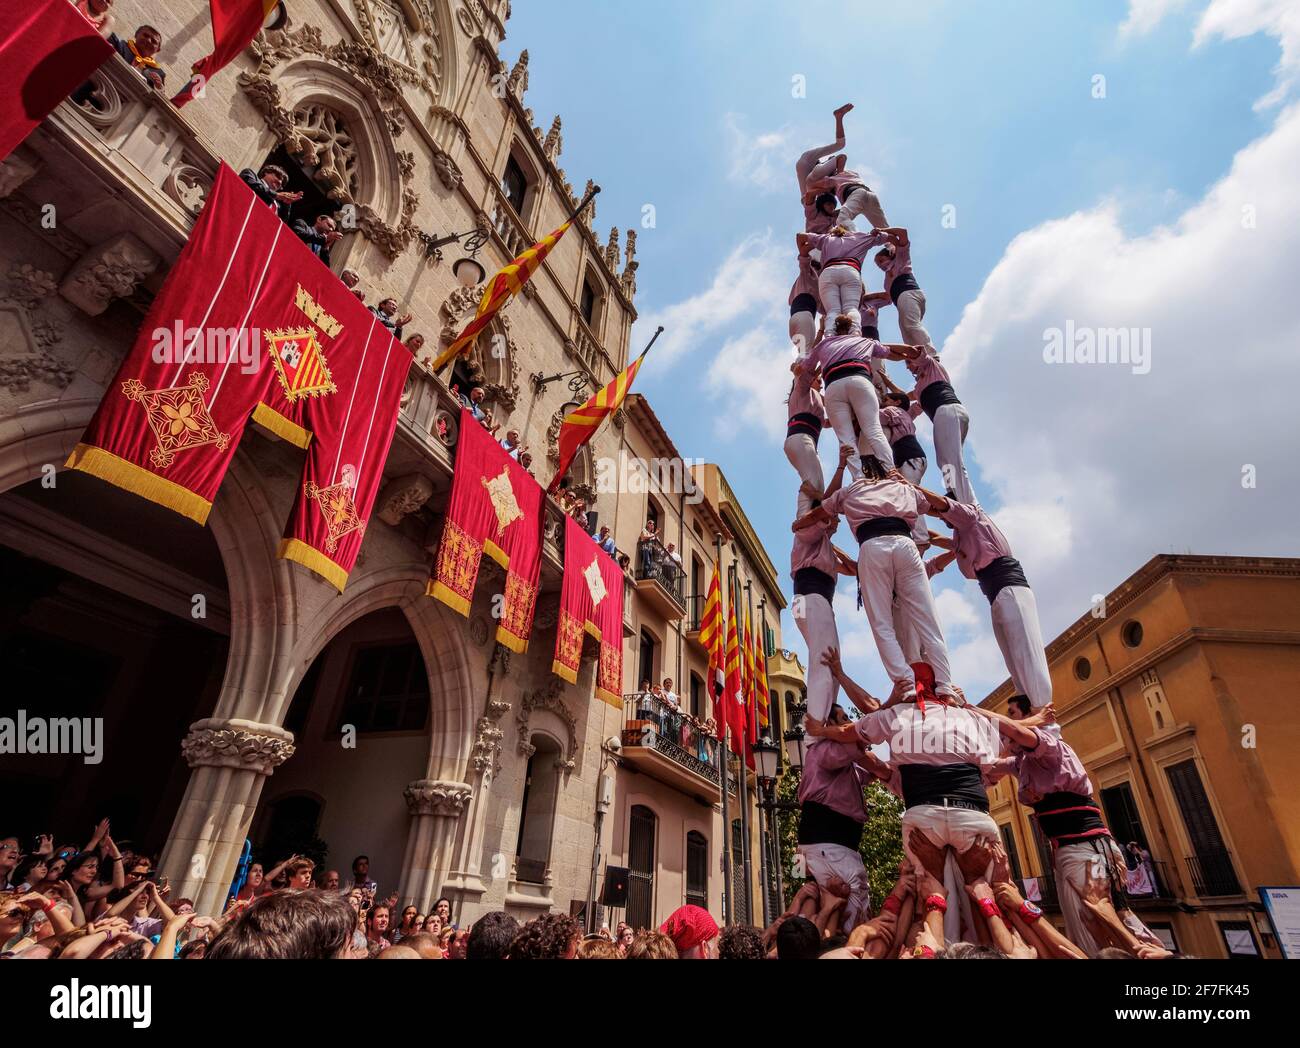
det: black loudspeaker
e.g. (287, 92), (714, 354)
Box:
(601, 866), (629, 906)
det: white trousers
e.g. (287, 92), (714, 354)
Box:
(798, 141), (844, 192)
(798, 842), (870, 931)
(897, 454), (929, 545)
(902, 804), (998, 944)
(790, 309), (816, 360)
(793, 590), (838, 722)
(1055, 838), (1163, 958)
(784, 432), (824, 513)
(931, 402), (975, 504)
(857, 534), (952, 693)
(824, 374), (893, 478)
(836, 185), (889, 231)
(989, 585), (1052, 709)
(896, 288), (932, 348)
(818, 265), (863, 330)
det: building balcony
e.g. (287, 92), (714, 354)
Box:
(1124, 859), (1177, 906)
(683, 593), (707, 652)
(633, 539), (686, 620)
(1185, 850), (1242, 898)
(620, 692), (733, 803)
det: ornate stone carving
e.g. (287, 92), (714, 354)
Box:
(7, 264), (57, 305)
(431, 147), (463, 191)
(611, 406), (627, 431)
(0, 150), (39, 199)
(581, 178), (596, 225)
(376, 472), (434, 525)
(58, 233), (160, 317)
(0, 265), (69, 394)
(162, 163), (212, 216)
(515, 678), (577, 772)
(181, 726), (295, 775)
(543, 115), (562, 160)
(604, 226), (620, 271)
(468, 615), (490, 646)
(621, 228), (639, 298)
(545, 406), (566, 463)
(471, 695), (511, 775)
(439, 282), (480, 347)
(507, 49), (529, 97)
(404, 778), (473, 817)
(239, 23), (426, 258)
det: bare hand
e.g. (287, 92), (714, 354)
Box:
(907, 828), (947, 884)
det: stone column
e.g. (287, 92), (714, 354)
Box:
(157, 718), (295, 915)
(396, 778), (473, 911)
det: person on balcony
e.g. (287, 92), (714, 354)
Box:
(340, 268), (365, 302)
(292, 213), (343, 265)
(594, 524), (616, 556)
(239, 165), (301, 221)
(370, 297), (413, 341)
(107, 25), (166, 89)
(660, 678), (681, 744)
(973, 697), (1165, 957)
(638, 520), (660, 576)
(637, 679), (659, 732)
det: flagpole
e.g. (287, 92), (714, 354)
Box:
(749, 581), (773, 928)
(714, 534), (733, 927)
(759, 595), (784, 914)
(734, 561), (754, 923)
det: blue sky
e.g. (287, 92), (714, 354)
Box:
(506, 0), (1300, 702)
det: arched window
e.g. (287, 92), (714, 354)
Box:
(638, 629), (657, 689)
(627, 805), (657, 930)
(686, 831), (708, 909)
(502, 154), (527, 213)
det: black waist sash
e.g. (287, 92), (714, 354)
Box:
(792, 567), (836, 602)
(862, 324), (880, 339)
(854, 517), (909, 543)
(838, 181), (870, 202)
(1032, 791), (1108, 845)
(975, 556), (1029, 604)
(823, 360), (872, 387)
(889, 272), (921, 305)
(899, 763), (989, 811)
(790, 292), (817, 316)
(891, 434), (925, 464)
(919, 380), (961, 421)
(786, 411), (821, 441)
(798, 800), (865, 850)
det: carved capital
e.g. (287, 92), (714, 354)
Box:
(376, 472), (435, 525)
(181, 723), (295, 775)
(0, 149), (40, 199)
(59, 234), (159, 317)
(404, 778), (473, 817)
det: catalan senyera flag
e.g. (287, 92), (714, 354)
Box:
(0, 0), (113, 162)
(742, 606), (758, 765)
(429, 219), (576, 373)
(548, 344), (650, 495)
(724, 594), (744, 757)
(552, 515), (624, 705)
(173, 0), (281, 108)
(754, 625), (771, 732)
(698, 558), (726, 740)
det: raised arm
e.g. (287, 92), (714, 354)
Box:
(804, 715), (860, 746)
(877, 226), (909, 247)
(793, 505), (832, 532)
(821, 647), (880, 715)
(822, 444), (854, 501)
(965, 703), (1040, 750)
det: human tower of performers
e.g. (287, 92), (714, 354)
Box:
(775, 103), (1170, 959)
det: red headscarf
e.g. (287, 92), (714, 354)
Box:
(659, 905), (718, 953)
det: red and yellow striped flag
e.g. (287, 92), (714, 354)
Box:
(173, 1), (282, 107)
(429, 220), (576, 374)
(698, 558), (726, 738)
(547, 336), (655, 493)
(755, 623), (771, 731)
(724, 592), (745, 757)
(742, 605), (759, 754)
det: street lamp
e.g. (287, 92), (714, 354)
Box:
(783, 702), (808, 776)
(752, 735), (781, 783)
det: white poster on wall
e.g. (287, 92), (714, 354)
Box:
(1259, 887), (1300, 960)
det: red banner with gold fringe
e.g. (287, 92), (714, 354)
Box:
(428, 407), (542, 652)
(552, 515), (624, 706)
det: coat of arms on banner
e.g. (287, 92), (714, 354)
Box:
(266, 327), (337, 401)
(584, 557), (607, 608)
(481, 467), (523, 536)
(122, 372), (230, 468)
(307, 465), (365, 552)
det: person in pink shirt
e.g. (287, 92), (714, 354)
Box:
(873, 227), (931, 348)
(796, 227), (890, 330)
(804, 158), (890, 233)
(794, 454), (955, 704)
(789, 244), (822, 359)
(879, 390), (929, 545)
(974, 697), (1164, 956)
(75, 0), (115, 37)
(785, 360), (829, 510)
(789, 444), (856, 722)
(914, 485), (1053, 713)
(890, 346), (976, 505)
(796, 104), (853, 233)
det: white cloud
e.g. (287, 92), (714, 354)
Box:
(1123, 0), (1300, 106)
(724, 113), (793, 193)
(940, 96), (1300, 697)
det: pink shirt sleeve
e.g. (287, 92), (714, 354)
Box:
(854, 709), (892, 746)
(941, 500), (978, 530)
(820, 487), (846, 518)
